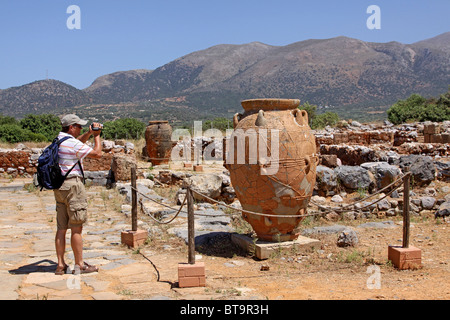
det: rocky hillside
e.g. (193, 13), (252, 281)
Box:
(132, 33), (450, 116)
(0, 80), (91, 117)
(84, 69), (154, 104)
(1, 33), (449, 120)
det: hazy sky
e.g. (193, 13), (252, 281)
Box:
(0, 0), (449, 90)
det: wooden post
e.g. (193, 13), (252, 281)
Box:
(402, 172), (411, 248)
(187, 187), (195, 264)
(131, 165), (138, 232)
(178, 186), (207, 287)
(121, 164), (147, 248)
(388, 170), (421, 270)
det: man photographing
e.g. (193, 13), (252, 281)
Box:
(54, 114), (103, 275)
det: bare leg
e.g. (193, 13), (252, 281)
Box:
(55, 229), (67, 268)
(71, 225), (83, 268)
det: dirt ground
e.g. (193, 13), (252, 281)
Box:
(142, 211), (449, 300)
(1, 161), (448, 301)
(133, 162), (450, 301)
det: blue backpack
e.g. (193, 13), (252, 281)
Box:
(34, 136), (82, 190)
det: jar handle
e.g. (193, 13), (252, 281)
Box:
(233, 113), (242, 128)
(304, 155), (318, 174)
(255, 110), (266, 127)
(304, 156), (311, 174)
(293, 109), (308, 126)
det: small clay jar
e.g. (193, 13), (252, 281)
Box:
(145, 121), (173, 165)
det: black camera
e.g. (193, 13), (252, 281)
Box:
(90, 123), (103, 131)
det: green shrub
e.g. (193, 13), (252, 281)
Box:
(0, 124), (47, 143)
(298, 102), (339, 129)
(19, 114), (61, 141)
(102, 118), (146, 140)
(387, 90), (450, 124)
(311, 112), (340, 129)
(202, 117), (232, 132)
(0, 115), (19, 126)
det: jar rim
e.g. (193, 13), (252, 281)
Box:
(148, 120), (169, 125)
(241, 99), (300, 112)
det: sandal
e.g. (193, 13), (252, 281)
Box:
(73, 262), (99, 274)
(55, 264), (69, 275)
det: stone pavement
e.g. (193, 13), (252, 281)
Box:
(0, 178), (191, 300)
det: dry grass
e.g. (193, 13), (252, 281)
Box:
(0, 141), (49, 149)
(0, 138), (147, 151)
(129, 138), (146, 158)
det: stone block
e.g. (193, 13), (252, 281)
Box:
(430, 134), (443, 144)
(178, 262), (206, 288)
(388, 245), (422, 270)
(442, 133), (450, 143)
(231, 233), (321, 260)
(193, 165), (203, 172)
(111, 154), (136, 181)
(121, 230), (148, 248)
(424, 123), (440, 135)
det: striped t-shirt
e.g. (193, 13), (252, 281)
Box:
(57, 132), (93, 178)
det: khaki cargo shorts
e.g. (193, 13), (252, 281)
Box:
(53, 177), (88, 230)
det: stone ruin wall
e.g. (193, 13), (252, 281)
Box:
(1, 121), (449, 178)
(0, 140), (136, 181)
(315, 121), (449, 166)
(315, 121), (450, 148)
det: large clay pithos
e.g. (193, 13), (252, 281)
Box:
(224, 99), (318, 242)
(145, 120), (173, 165)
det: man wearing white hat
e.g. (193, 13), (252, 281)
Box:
(54, 114), (103, 275)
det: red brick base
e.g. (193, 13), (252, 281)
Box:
(178, 262), (206, 288)
(121, 230), (148, 248)
(388, 245), (422, 270)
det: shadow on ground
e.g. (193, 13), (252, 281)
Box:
(195, 232), (250, 258)
(8, 259), (58, 275)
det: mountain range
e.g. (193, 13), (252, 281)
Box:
(1, 32), (449, 123)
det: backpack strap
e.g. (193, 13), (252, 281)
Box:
(56, 136), (72, 146)
(62, 160), (85, 184)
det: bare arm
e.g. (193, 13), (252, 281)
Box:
(78, 122), (101, 143)
(80, 123), (103, 159)
(78, 130), (92, 144)
(86, 134), (102, 159)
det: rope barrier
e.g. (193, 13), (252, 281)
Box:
(138, 192), (186, 224)
(309, 172), (409, 213)
(131, 172), (410, 225)
(189, 187), (319, 218)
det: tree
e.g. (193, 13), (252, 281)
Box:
(202, 117), (232, 132)
(311, 112), (340, 129)
(19, 114), (61, 141)
(0, 124), (47, 143)
(102, 118), (146, 140)
(0, 115), (18, 126)
(298, 102), (339, 129)
(387, 94), (427, 124)
(387, 90), (450, 124)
